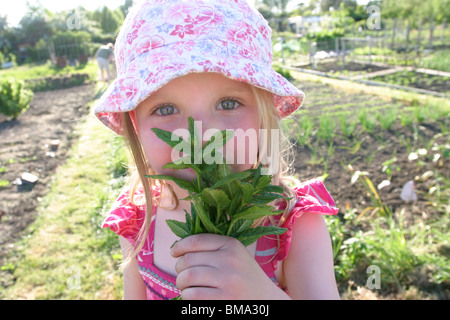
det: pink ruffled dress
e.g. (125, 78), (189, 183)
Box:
(102, 179), (338, 300)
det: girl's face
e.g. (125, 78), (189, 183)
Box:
(133, 72), (260, 184)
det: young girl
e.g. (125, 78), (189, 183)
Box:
(95, 0), (340, 300)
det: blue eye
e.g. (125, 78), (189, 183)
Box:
(219, 99), (240, 110)
(155, 105), (176, 116)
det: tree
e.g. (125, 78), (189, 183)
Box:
(0, 15), (12, 55)
(120, 0), (134, 18)
(320, 0), (357, 13)
(96, 6), (124, 34)
(18, 1), (53, 44)
(256, 0), (289, 15)
(381, 0), (448, 24)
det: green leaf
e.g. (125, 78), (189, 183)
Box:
(251, 193), (292, 205)
(216, 162), (232, 180)
(239, 182), (254, 205)
(162, 157), (202, 177)
(187, 117), (202, 163)
(228, 188), (243, 216)
(145, 174), (197, 193)
(194, 215), (203, 234)
(232, 204), (283, 222)
(202, 129), (234, 157)
(201, 188), (230, 223)
(187, 202), (200, 234)
(162, 162), (192, 170)
(216, 222), (229, 235)
(251, 163), (262, 187)
(151, 127), (185, 150)
(201, 188), (230, 208)
(228, 219), (253, 236)
(166, 219), (191, 239)
(191, 197), (222, 234)
(232, 226), (287, 246)
(210, 170), (253, 189)
(254, 175), (273, 192)
(184, 209), (192, 226)
(261, 185), (285, 194)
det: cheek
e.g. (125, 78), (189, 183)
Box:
(140, 131), (175, 172)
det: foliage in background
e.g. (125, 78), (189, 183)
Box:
(0, 78), (33, 119)
(0, 60), (98, 92)
(0, 1), (132, 65)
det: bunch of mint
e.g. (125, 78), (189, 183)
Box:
(145, 117), (289, 248)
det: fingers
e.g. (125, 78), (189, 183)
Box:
(174, 249), (227, 272)
(171, 234), (246, 300)
(175, 251), (205, 274)
(181, 287), (224, 300)
(176, 265), (218, 291)
(171, 233), (233, 258)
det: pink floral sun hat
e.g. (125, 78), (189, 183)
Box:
(94, 0), (305, 135)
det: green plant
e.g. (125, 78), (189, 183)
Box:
(317, 114), (335, 142)
(325, 213), (368, 283)
(146, 117), (289, 246)
(358, 109), (376, 134)
(399, 110), (415, 127)
(146, 117), (291, 299)
(106, 135), (129, 179)
(273, 66), (293, 81)
(0, 180), (9, 188)
(376, 107), (398, 131)
(338, 113), (357, 137)
(364, 215), (422, 292)
(413, 105), (428, 123)
(296, 116), (314, 146)
(0, 78), (34, 119)
(381, 156), (400, 180)
(351, 170), (391, 217)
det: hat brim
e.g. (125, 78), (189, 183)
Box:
(95, 42), (304, 135)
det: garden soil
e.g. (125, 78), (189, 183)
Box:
(0, 84), (96, 278)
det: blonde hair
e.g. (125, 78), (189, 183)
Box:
(120, 85), (299, 265)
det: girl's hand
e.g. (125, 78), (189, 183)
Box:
(171, 234), (291, 300)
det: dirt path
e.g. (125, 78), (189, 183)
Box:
(0, 84), (97, 272)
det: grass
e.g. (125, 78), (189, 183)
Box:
(0, 86), (127, 299)
(0, 60), (98, 83)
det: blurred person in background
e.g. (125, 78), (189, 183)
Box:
(95, 43), (114, 82)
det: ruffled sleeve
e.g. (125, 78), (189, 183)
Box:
(273, 179), (339, 264)
(101, 187), (150, 246)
